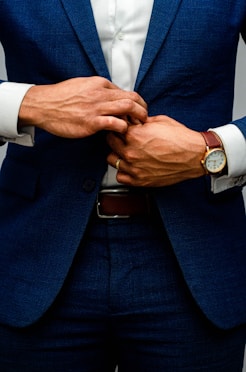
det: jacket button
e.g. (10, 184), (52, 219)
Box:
(82, 178), (96, 193)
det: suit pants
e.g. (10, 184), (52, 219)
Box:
(0, 207), (245, 371)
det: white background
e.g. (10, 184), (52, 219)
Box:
(0, 40), (246, 370)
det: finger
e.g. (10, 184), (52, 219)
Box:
(145, 115), (164, 123)
(127, 91), (147, 110)
(91, 77), (146, 109)
(108, 86), (148, 110)
(115, 158), (121, 170)
(127, 116), (144, 125)
(107, 132), (125, 154)
(107, 152), (124, 172)
(116, 172), (135, 186)
(107, 152), (138, 184)
(96, 115), (128, 134)
(104, 98), (148, 123)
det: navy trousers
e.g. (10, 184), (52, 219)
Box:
(0, 208), (245, 371)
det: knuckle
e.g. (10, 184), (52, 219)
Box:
(125, 127), (138, 142)
(105, 116), (114, 126)
(99, 117), (113, 130)
(93, 76), (108, 87)
(124, 149), (136, 163)
(129, 91), (139, 101)
(122, 99), (135, 111)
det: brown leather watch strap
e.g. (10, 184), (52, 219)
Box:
(200, 131), (223, 149)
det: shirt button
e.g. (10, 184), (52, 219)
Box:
(118, 32), (124, 40)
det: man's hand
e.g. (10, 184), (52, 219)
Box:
(107, 115), (206, 187)
(18, 77), (147, 138)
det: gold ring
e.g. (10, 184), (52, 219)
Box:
(115, 158), (121, 170)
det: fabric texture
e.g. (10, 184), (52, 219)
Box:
(0, 0), (245, 330)
(0, 212), (245, 371)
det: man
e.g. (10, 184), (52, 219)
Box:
(0, 0), (245, 370)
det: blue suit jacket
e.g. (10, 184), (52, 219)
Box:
(0, 0), (245, 328)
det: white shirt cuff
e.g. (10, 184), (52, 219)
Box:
(0, 82), (35, 146)
(209, 124), (246, 193)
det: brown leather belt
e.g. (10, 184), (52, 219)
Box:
(96, 188), (153, 218)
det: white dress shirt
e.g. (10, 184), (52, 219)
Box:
(92, 0), (153, 186)
(0, 0), (246, 193)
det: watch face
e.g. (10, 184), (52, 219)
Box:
(205, 149), (227, 174)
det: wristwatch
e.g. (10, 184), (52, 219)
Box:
(200, 131), (227, 175)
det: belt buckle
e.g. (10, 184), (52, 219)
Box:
(96, 188), (130, 219)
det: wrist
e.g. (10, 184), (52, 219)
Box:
(200, 131), (227, 175)
(18, 85), (44, 130)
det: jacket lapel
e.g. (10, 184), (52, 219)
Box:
(59, 0), (183, 87)
(59, 0), (110, 79)
(135, 0), (183, 90)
